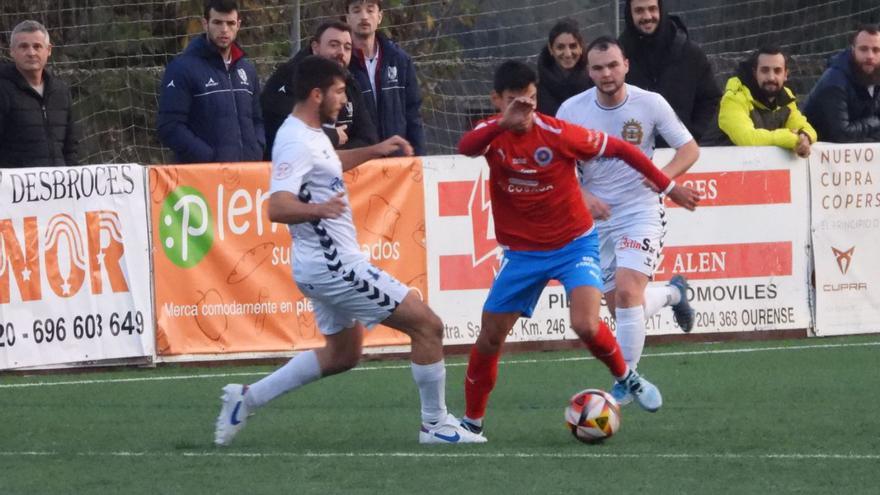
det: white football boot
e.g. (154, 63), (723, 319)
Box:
(419, 414), (487, 444)
(214, 384), (251, 446)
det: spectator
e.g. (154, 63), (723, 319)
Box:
(0, 20), (78, 167)
(345, 0), (425, 156)
(537, 19), (591, 115)
(804, 25), (880, 143)
(261, 20), (377, 158)
(619, 0), (721, 146)
(157, 0), (264, 164)
(718, 46), (817, 157)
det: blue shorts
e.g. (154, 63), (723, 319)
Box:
(483, 232), (602, 318)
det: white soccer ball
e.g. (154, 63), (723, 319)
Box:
(564, 388), (621, 443)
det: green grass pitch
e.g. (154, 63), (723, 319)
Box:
(1, 335), (879, 494)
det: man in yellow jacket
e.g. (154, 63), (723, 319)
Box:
(718, 46), (817, 157)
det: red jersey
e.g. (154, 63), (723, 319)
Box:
(467, 113), (607, 251)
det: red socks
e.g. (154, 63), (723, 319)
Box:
(584, 320), (628, 378)
(464, 346), (501, 420)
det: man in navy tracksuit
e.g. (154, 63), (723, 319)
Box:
(345, 0), (426, 156)
(157, 0), (264, 163)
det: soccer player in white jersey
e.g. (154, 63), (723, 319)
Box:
(214, 56), (485, 446)
(557, 36), (699, 406)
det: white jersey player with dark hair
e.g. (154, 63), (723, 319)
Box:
(557, 36), (700, 406)
(213, 55), (485, 446)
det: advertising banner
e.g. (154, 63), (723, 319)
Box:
(424, 147), (811, 345)
(809, 143), (880, 336)
(0, 165), (154, 370)
(149, 159), (425, 356)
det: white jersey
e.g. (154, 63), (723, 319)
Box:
(557, 84), (692, 219)
(270, 116), (366, 280)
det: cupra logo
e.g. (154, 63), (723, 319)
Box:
(831, 246), (854, 275)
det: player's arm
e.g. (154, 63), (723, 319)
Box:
(268, 191), (346, 225)
(601, 136), (700, 211)
(458, 120), (505, 157)
(268, 140), (346, 224)
(459, 97), (534, 156)
(661, 139), (699, 179)
(337, 135), (414, 171)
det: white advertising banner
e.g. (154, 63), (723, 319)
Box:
(424, 147), (811, 346)
(0, 165), (155, 369)
(809, 143), (880, 336)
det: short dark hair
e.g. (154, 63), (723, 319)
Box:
(345, 0), (382, 11)
(493, 60), (537, 94)
(547, 19), (585, 48)
(313, 20), (351, 44)
(586, 35), (626, 57)
(204, 0), (238, 19)
(852, 24), (880, 44)
(754, 45), (788, 68)
(293, 55), (348, 102)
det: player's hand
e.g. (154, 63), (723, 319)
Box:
(315, 192), (347, 219)
(499, 96), (535, 133)
(582, 190), (611, 221)
(374, 135), (414, 157)
(794, 134), (811, 158)
(667, 184), (701, 211)
(336, 125), (349, 146)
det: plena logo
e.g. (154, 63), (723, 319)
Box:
(159, 186), (214, 268)
(0, 211), (130, 303)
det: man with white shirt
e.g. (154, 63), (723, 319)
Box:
(557, 36), (699, 406)
(213, 56), (485, 447)
(345, 0), (425, 155)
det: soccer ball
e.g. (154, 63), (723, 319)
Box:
(564, 388), (621, 443)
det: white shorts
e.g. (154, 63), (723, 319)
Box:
(295, 260), (410, 335)
(597, 207), (666, 293)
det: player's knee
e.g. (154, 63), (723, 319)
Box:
(333, 348), (361, 373)
(615, 287), (642, 308)
(408, 312), (444, 347)
(570, 317), (599, 339)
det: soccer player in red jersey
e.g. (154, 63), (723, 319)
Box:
(456, 60), (700, 439)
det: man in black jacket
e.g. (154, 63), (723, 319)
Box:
(0, 20), (78, 168)
(619, 0), (721, 146)
(262, 20), (378, 158)
(804, 25), (880, 143)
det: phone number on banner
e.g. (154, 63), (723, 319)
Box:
(0, 311), (145, 349)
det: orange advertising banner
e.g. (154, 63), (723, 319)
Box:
(149, 159), (425, 355)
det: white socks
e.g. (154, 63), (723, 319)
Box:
(411, 360), (448, 425)
(242, 352), (449, 426)
(615, 305), (646, 369)
(644, 285), (678, 317)
(245, 350), (322, 408)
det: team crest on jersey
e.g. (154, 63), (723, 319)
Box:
(622, 119), (644, 145)
(274, 162), (294, 180)
(238, 69), (248, 85)
(534, 147), (553, 166)
(387, 66), (398, 82)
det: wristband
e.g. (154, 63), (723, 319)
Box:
(662, 180), (676, 195)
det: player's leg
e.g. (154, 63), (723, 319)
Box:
(460, 310), (520, 434)
(462, 249), (548, 434)
(214, 299), (362, 446)
(556, 233), (662, 412)
(644, 275), (695, 332)
(381, 283), (487, 444)
(551, 234), (627, 380)
(613, 267), (651, 370)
